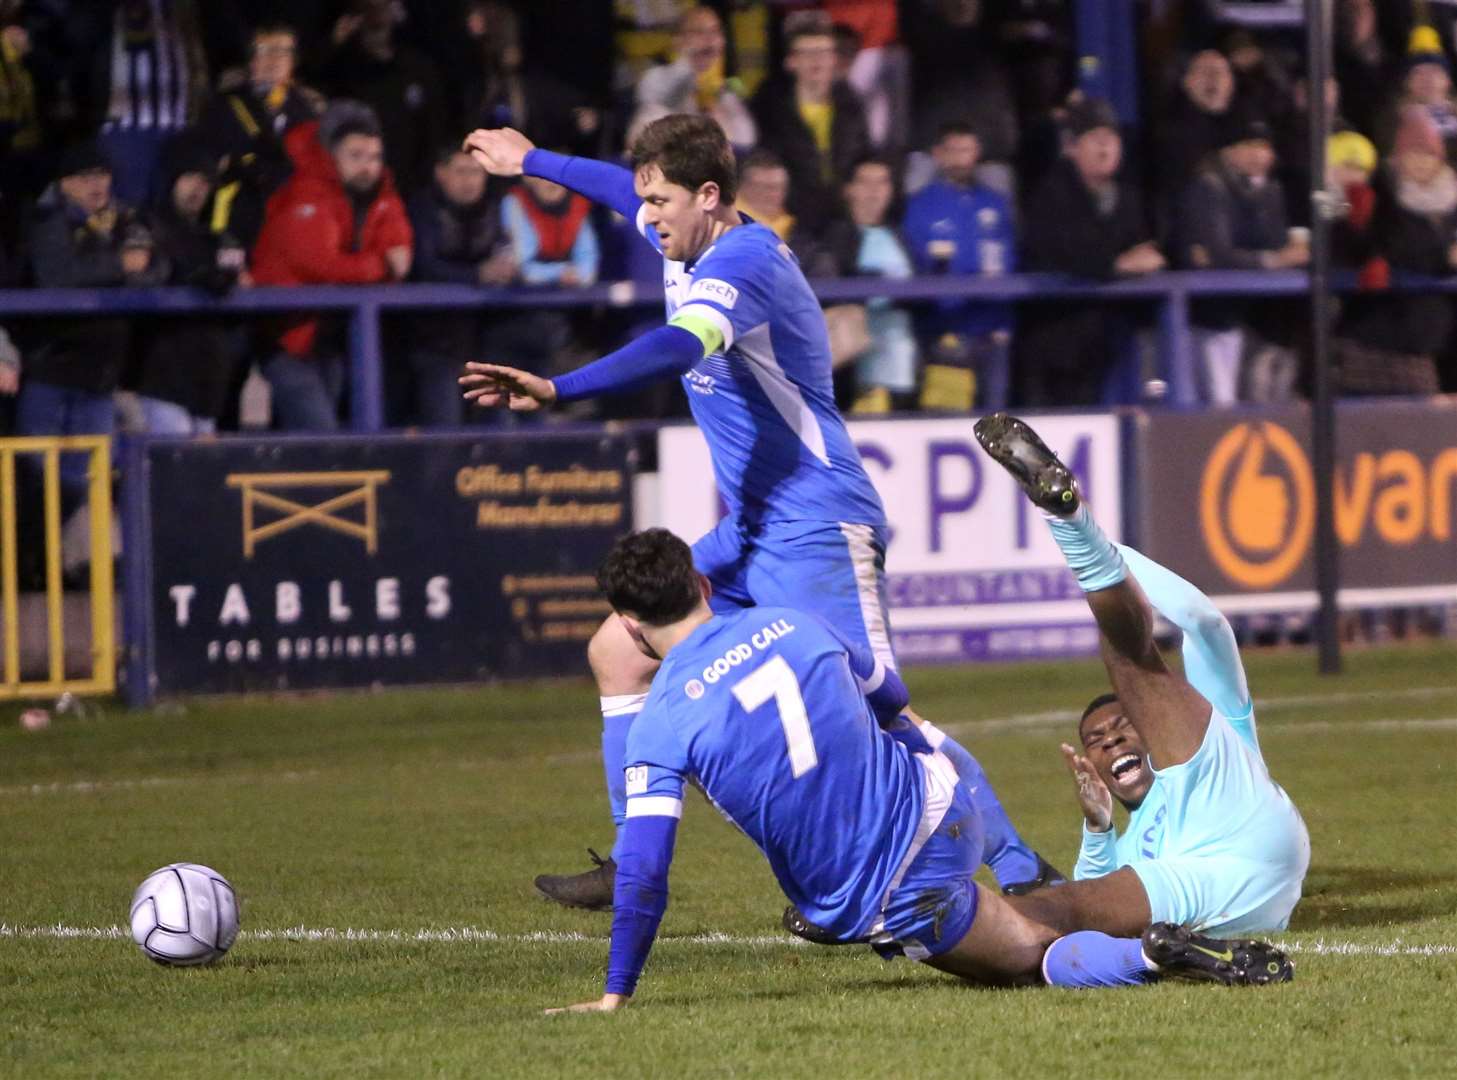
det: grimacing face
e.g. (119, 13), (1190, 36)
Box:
(1078, 703), (1154, 809)
(634, 163), (723, 263)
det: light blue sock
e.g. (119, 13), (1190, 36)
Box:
(600, 694), (646, 861)
(927, 728), (1040, 889)
(1045, 504), (1127, 593)
(1042, 931), (1158, 988)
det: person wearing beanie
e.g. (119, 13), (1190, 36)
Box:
(250, 99), (414, 431)
(1333, 104), (1453, 395)
(1176, 111), (1306, 406)
(1020, 96), (1164, 406)
(18, 140), (165, 507)
(1375, 25), (1457, 163)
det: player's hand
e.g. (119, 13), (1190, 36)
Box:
(545, 993), (628, 1016)
(459, 362), (557, 411)
(1060, 743), (1113, 832)
(462, 127), (534, 177)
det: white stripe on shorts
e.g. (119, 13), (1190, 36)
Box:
(838, 522), (896, 668)
(866, 750), (958, 939)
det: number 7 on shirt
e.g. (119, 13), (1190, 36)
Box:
(731, 655), (819, 778)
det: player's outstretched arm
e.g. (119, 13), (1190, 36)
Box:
(461, 324), (704, 410)
(1116, 544), (1251, 721)
(463, 127), (642, 223)
(544, 811), (680, 1015)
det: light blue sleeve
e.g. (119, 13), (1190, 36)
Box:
(569, 216), (600, 285)
(1117, 544), (1255, 737)
(1073, 822), (1120, 880)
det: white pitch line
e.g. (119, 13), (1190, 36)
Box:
(0, 770), (319, 799)
(2, 923), (1453, 958)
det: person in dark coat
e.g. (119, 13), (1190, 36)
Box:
(1336, 106), (1454, 394)
(317, 0), (448, 195)
(1155, 50), (1240, 233)
(405, 145), (516, 427)
(196, 23), (325, 250)
(132, 136), (249, 434)
(1177, 115), (1309, 405)
(750, 19), (871, 234)
(18, 140), (166, 501)
(1019, 98), (1164, 406)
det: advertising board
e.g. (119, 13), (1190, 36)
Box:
(655, 415), (1122, 661)
(135, 432), (632, 696)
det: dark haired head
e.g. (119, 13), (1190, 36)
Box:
(739, 148), (786, 177)
(630, 113), (738, 203)
(597, 529), (703, 626)
(1079, 692), (1120, 728)
(936, 120), (980, 145)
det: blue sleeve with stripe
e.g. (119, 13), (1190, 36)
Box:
(607, 709), (690, 996)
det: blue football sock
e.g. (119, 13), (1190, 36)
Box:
(1042, 931), (1158, 988)
(921, 723), (1040, 889)
(600, 694), (646, 861)
(1045, 504), (1127, 593)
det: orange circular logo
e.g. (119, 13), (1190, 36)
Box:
(1199, 422), (1314, 588)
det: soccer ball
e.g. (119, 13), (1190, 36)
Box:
(129, 863), (240, 966)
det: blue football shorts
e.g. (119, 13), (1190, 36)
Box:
(692, 515), (896, 666)
(869, 752), (985, 961)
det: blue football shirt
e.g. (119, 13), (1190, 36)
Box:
(623, 605), (923, 939)
(640, 213), (886, 528)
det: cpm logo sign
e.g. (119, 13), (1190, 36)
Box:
(1199, 422), (1314, 588)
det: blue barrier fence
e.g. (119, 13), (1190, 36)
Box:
(1, 268), (1444, 429)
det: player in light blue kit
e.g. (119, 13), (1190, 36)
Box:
(974, 414), (1310, 988)
(459, 115), (1054, 908)
(542, 530), (1292, 1012)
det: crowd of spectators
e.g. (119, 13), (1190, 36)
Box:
(1, 0), (1456, 445)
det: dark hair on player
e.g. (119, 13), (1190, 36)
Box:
(630, 113), (738, 203)
(597, 529), (702, 626)
(1079, 692), (1120, 728)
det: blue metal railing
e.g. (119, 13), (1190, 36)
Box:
(0, 268), (1439, 429)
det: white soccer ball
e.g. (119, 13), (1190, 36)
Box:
(129, 863), (240, 966)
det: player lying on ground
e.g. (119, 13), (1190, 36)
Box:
(971, 413), (1310, 977)
(459, 114), (1058, 907)
(544, 529), (1293, 1013)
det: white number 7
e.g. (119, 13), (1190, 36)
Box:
(731, 655), (818, 778)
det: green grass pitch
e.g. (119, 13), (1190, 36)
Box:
(3, 642), (1455, 1078)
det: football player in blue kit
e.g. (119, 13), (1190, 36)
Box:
(542, 530), (1292, 1013)
(973, 413), (1308, 987)
(459, 114), (1056, 908)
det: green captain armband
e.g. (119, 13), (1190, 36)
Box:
(668, 309), (725, 357)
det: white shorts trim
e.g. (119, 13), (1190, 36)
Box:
(867, 750), (957, 937)
(838, 522), (896, 668)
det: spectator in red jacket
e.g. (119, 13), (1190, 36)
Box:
(251, 100), (413, 430)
